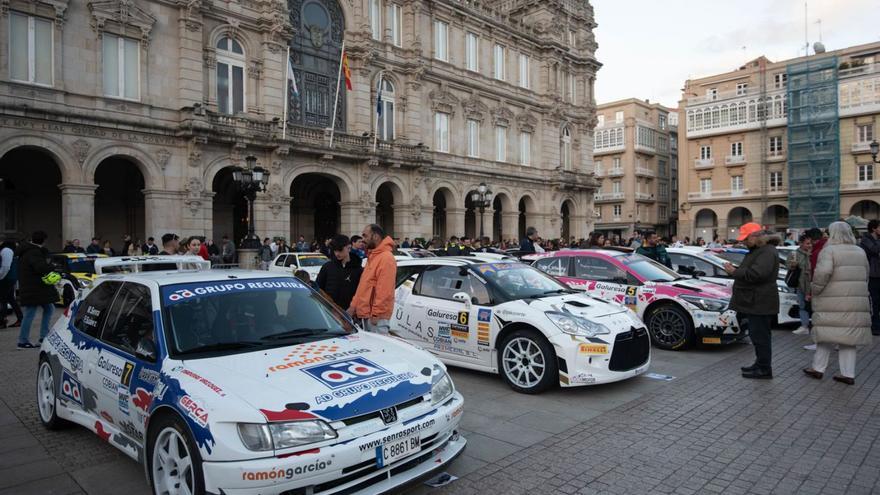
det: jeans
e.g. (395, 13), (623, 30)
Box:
(0, 280), (22, 323)
(362, 318), (391, 335)
(869, 278), (880, 335)
(19, 304), (54, 344)
(740, 313), (772, 371)
(796, 289), (810, 328)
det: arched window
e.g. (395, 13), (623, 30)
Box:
(216, 36), (245, 114)
(561, 125), (572, 170)
(377, 78), (395, 140)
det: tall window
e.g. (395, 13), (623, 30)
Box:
(595, 160), (603, 173)
(612, 181), (621, 194)
(466, 119), (480, 158)
(9, 13), (53, 85)
(518, 53), (530, 89)
(658, 115), (667, 130)
(731, 175), (744, 191)
(465, 33), (478, 72)
(730, 142), (743, 156)
(434, 20), (448, 61)
(597, 115), (605, 127)
(561, 126), (572, 170)
(659, 205), (668, 219)
(103, 34), (140, 100)
(856, 124), (874, 143)
(613, 205), (622, 217)
(495, 126), (507, 162)
(612, 157), (621, 170)
(707, 88), (717, 100)
(493, 44), (505, 80)
(568, 73), (576, 103)
(769, 136), (783, 156)
(858, 163), (875, 182)
(595, 206), (601, 218)
(700, 178), (712, 193)
(390, 4), (402, 46)
(769, 171), (783, 191)
(370, 0), (381, 40)
(520, 132), (531, 166)
(736, 82), (748, 95)
(377, 79), (395, 140)
(774, 73), (787, 89)
(434, 112), (449, 152)
(569, 30), (576, 46)
(615, 111), (624, 124)
(700, 145), (712, 159)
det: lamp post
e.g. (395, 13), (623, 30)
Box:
(470, 182), (493, 240)
(870, 140), (879, 163)
(231, 155), (270, 250)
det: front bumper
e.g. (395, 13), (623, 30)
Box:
(552, 327), (650, 387)
(203, 393), (465, 495)
(692, 309), (745, 344)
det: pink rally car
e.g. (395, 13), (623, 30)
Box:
(530, 250), (745, 350)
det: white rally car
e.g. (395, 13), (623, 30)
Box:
(36, 268), (464, 495)
(269, 252), (329, 280)
(391, 258), (650, 394)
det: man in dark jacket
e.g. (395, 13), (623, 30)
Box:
(859, 219), (880, 335)
(16, 231), (61, 349)
(635, 231), (672, 268)
(723, 223), (780, 379)
(316, 235), (363, 311)
(520, 227), (541, 253)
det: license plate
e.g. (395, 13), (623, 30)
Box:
(376, 434), (420, 467)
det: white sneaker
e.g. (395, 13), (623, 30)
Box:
(793, 327), (810, 335)
(803, 344), (817, 351)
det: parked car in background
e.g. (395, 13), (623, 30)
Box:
(393, 248), (437, 260)
(269, 252), (329, 279)
(49, 253), (107, 307)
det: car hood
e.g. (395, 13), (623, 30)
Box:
(176, 332), (436, 423)
(503, 294), (633, 326)
(653, 278), (731, 299)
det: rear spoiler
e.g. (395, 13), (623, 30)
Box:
(94, 256), (211, 274)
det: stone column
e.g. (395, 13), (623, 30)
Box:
(143, 189), (184, 238)
(59, 184), (97, 244)
(501, 211), (519, 242)
(446, 208), (466, 238)
(253, 193), (292, 242)
(476, 207), (493, 242)
(340, 202), (364, 238)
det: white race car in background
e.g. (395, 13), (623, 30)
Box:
(269, 252), (329, 279)
(37, 267), (464, 495)
(666, 248), (799, 326)
(391, 259), (650, 394)
(393, 248), (437, 261)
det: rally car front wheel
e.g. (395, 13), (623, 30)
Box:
(498, 328), (558, 394)
(148, 415), (205, 495)
(645, 304), (694, 350)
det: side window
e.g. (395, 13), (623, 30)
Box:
(668, 253), (687, 271)
(285, 256), (299, 267)
(275, 255), (286, 266)
(417, 266), (469, 301)
(467, 274), (491, 305)
(72, 281), (121, 337)
(396, 266), (423, 288)
(534, 257), (568, 277)
(574, 256), (626, 282)
(100, 282), (155, 357)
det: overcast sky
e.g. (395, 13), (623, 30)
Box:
(593, 0), (880, 108)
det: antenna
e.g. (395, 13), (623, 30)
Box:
(815, 19), (823, 42)
(803, 2), (809, 56)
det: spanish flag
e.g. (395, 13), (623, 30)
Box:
(342, 50), (353, 90)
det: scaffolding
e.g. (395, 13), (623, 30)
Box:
(786, 56), (840, 229)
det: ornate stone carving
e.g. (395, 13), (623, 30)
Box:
(359, 191), (376, 217)
(181, 0), (202, 31)
(516, 111), (538, 133)
(88, 0), (157, 46)
(410, 195), (423, 221)
(462, 92), (488, 122)
(203, 47), (216, 68)
(184, 176), (204, 215)
(492, 105), (515, 127)
(188, 137), (206, 168)
(247, 60), (263, 80)
(428, 84), (459, 115)
(71, 139), (90, 165)
(156, 148), (171, 171)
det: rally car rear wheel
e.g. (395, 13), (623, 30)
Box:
(645, 304), (694, 350)
(498, 329), (557, 394)
(36, 357), (67, 429)
(148, 415), (205, 495)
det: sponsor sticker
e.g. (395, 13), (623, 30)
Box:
(162, 279), (307, 306)
(450, 323), (469, 340)
(477, 309), (492, 323)
(268, 347), (369, 373)
(47, 333), (83, 372)
(242, 460), (334, 482)
(625, 286), (637, 297)
(179, 395), (209, 427)
(117, 384), (130, 415)
(457, 311), (469, 326)
(132, 387), (153, 412)
(702, 337), (722, 344)
(180, 369), (226, 396)
(301, 357), (391, 390)
(138, 368), (160, 386)
(313, 371), (417, 404)
(579, 343), (608, 355)
(96, 353), (134, 386)
(60, 370), (83, 406)
(570, 373), (597, 384)
(477, 322), (490, 347)
(426, 308), (458, 322)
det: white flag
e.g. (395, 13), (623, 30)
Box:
(287, 58), (299, 96)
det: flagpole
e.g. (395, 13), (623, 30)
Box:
(283, 46), (290, 140)
(329, 40), (346, 149)
(373, 71), (384, 153)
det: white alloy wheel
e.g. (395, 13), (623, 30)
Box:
(502, 337), (546, 389)
(152, 427), (195, 495)
(36, 361), (55, 423)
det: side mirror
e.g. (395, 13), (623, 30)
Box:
(452, 292), (471, 306)
(135, 338), (157, 362)
(678, 266), (695, 275)
(693, 270), (706, 277)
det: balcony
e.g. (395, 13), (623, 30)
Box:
(839, 63), (880, 117)
(841, 180), (880, 191)
(594, 144), (626, 155)
(851, 142), (874, 154)
(687, 189), (750, 200)
(694, 158), (715, 169)
(599, 168), (624, 177)
(635, 192), (654, 202)
(635, 167), (655, 177)
(725, 155), (746, 166)
(767, 151), (786, 161)
(594, 192), (625, 203)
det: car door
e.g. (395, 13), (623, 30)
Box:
(94, 282), (159, 450)
(572, 256), (632, 305)
(407, 265), (483, 365)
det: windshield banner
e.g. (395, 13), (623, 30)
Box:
(161, 278), (307, 307)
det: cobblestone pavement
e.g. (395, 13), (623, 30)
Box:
(1, 319), (877, 494)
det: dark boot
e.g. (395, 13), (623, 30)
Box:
(740, 363), (759, 372)
(742, 368), (773, 379)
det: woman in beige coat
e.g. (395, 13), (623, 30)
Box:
(803, 221), (873, 385)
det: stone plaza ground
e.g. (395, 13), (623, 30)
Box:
(0, 323), (878, 495)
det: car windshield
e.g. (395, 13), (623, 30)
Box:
(66, 259), (97, 274)
(297, 256), (328, 267)
(713, 251), (746, 266)
(696, 252), (729, 267)
(619, 254), (681, 282)
(475, 263), (571, 301)
(161, 278), (352, 357)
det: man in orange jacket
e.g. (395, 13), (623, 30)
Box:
(348, 224), (397, 334)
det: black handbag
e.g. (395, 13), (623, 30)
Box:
(785, 266), (801, 288)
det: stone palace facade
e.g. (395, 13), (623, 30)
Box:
(0, 0), (600, 250)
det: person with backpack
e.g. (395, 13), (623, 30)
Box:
(16, 231), (61, 349)
(0, 240), (22, 329)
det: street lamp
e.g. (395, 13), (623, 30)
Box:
(470, 182), (493, 240)
(231, 155), (270, 249)
(870, 139), (879, 163)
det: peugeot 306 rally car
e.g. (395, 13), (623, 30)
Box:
(36, 268), (464, 495)
(391, 258), (650, 394)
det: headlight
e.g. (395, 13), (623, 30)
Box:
(545, 311), (610, 337)
(431, 370), (454, 405)
(237, 420), (337, 451)
(680, 295), (728, 312)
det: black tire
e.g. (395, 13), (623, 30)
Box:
(645, 304), (694, 350)
(36, 356), (69, 430)
(147, 414), (206, 495)
(497, 328), (558, 394)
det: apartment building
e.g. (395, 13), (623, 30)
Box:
(592, 99), (677, 237)
(678, 41), (880, 241)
